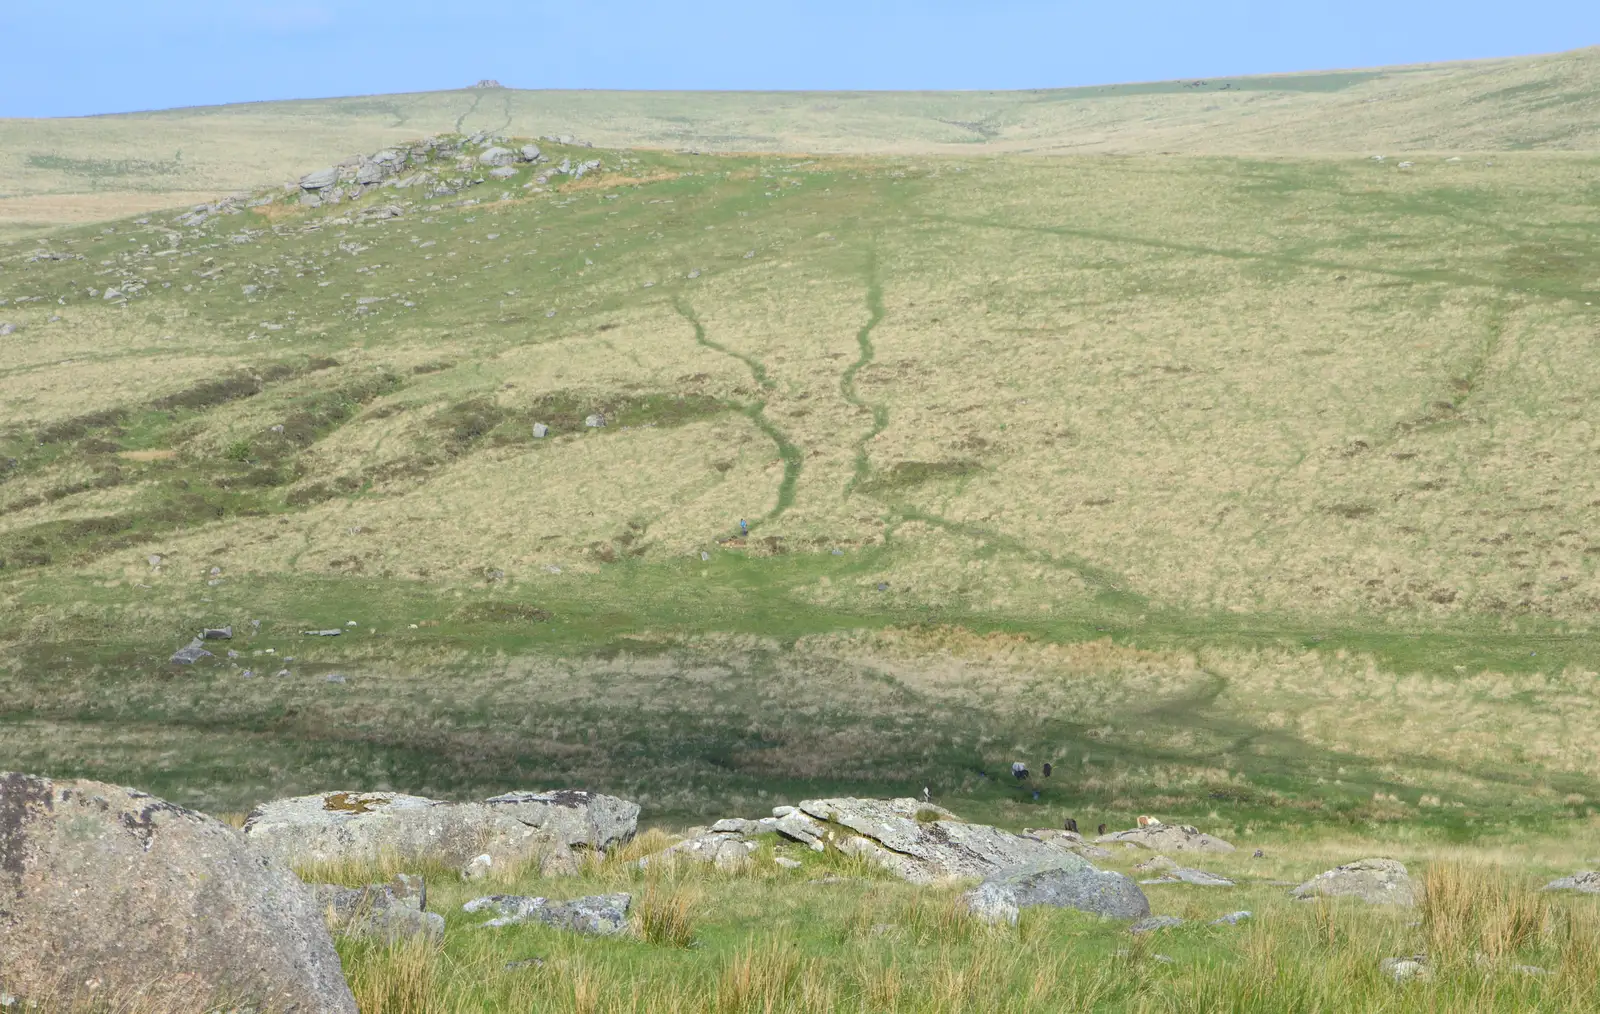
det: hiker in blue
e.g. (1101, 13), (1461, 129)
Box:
(739, 518), (749, 536)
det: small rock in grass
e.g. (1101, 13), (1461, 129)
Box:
(532, 422), (549, 439)
(325, 673), (347, 684)
(203, 626), (233, 640)
(1379, 956), (1431, 983)
(774, 856), (802, 869)
(1129, 915), (1184, 934)
(1142, 867), (1234, 887)
(1210, 911), (1251, 925)
(464, 893), (630, 936)
(304, 629), (342, 637)
(170, 637), (213, 664)
(276, 669), (291, 678)
(462, 854), (494, 881)
(504, 957), (545, 971)
(584, 414), (605, 428)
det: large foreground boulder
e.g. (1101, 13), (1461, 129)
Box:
(0, 773), (355, 1013)
(243, 789), (638, 874)
(795, 797), (1097, 884)
(963, 862), (1150, 925)
(1291, 858), (1417, 906)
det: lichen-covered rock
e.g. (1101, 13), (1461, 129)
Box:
(312, 875), (443, 943)
(243, 788), (638, 875)
(464, 893), (630, 935)
(796, 797), (1092, 884)
(0, 773), (355, 1013)
(962, 862), (1150, 925)
(649, 832), (757, 870)
(1291, 858), (1417, 906)
(1093, 824), (1235, 853)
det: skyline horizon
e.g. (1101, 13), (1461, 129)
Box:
(2, 1), (1597, 119)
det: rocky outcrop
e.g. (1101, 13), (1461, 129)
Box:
(963, 863), (1149, 925)
(243, 788), (638, 875)
(653, 831), (760, 870)
(0, 773), (355, 1013)
(795, 797), (1096, 884)
(1023, 827), (1114, 859)
(1291, 858), (1417, 906)
(1093, 824), (1235, 853)
(464, 893), (631, 935)
(1544, 870), (1600, 893)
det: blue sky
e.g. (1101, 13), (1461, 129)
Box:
(2, 1), (1596, 118)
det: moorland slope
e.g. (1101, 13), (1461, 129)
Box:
(2, 134), (1599, 833)
(2, 45), (1598, 238)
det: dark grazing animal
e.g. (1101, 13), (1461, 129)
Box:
(1064, 818), (1078, 833)
(1097, 823), (1107, 836)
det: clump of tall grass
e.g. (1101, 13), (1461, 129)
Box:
(637, 881), (700, 948)
(1422, 861), (1548, 967)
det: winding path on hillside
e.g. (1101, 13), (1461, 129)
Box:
(673, 299), (801, 529)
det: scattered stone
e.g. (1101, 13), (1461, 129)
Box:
(489, 166), (519, 180)
(325, 673), (347, 684)
(1129, 915), (1185, 934)
(711, 817), (765, 835)
(303, 629), (343, 636)
(301, 167), (339, 191)
(202, 626), (232, 640)
(1094, 824), (1235, 853)
(520, 145), (542, 162)
(1512, 964), (1550, 977)
(585, 414), (606, 428)
(1210, 911), (1252, 925)
(313, 876), (443, 943)
(275, 669), (291, 678)
(0, 324), (13, 337)
(963, 862), (1150, 925)
(243, 789), (639, 874)
(0, 774), (356, 1013)
(1141, 867), (1235, 887)
(1379, 956), (1431, 983)
(242, 284), (258, 295)
(463, 854), (494, 880)
(170, 637), (213, 664)
(1291, 858), (1417, 906)
(148, 554), (162, 567)
(1544, 871), (1600, 893)
(796, 797), (1108, 884)
(464, 893), (631, 935)
(773, 856), (802, 870)
(504, 957), (546, 971)
(479, 147), (516, 167)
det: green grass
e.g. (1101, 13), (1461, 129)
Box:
(303, 846), (1600, 1014)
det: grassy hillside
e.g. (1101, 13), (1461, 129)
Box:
(2, 46), (1599, 239)
(2, 136), (1599, 845)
